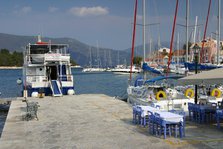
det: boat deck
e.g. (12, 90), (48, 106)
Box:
(0, 94), (223, 149)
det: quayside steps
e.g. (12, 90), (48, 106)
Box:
(50, 80), (62, 97)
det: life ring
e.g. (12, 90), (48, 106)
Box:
(156, 91), (167, 101)
(211, 88), (222, 98)
(185, 88), (194, 98)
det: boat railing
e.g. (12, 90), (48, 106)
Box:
(58, 75), (73, 82)
(44, 53), (70, 62)
(26, 75), (48, 82)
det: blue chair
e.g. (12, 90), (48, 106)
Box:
(154, 113), (171, 139)
(132, 106), (137, 124)
(137, 107), (147, 127)
(216, 109), (223, 129)
(199, 105), (214, 124)
(136, 107), (142, 125)
(188, 103), (194, 121)
(168, 110), (185, 138)
(178, 111), (186, 137)
(133, 106), (142, 125)
(142, 111), (149, 127)
(193, 104), (202, 123)
(147, 111), (155, 134)
(199, 107), (207, 123)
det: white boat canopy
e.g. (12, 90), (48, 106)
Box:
(178, 68), (223, 85)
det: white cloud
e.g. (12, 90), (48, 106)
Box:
(14, 6), (32, 15)
(69, 6), (109, 17)
(21, 6), (32, 14)
(48, 6), (58, 13)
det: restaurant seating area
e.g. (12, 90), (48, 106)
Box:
(132, 105), (184, 139)
(186, 101), (223, 129)
(133, 100), (223, 140)
(188, 102), (217, 123)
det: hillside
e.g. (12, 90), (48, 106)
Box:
(0, 33), (131, 67)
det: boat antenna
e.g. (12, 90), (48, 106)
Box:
(217, 0), (221, 65)
(38, 35), (42, 42)
(49, 40), (52, 53)
(200, 0), (212, 63)
(186, 0), (189, 62)
(167, 0), (179, 76)
(129, 0), (138, 81)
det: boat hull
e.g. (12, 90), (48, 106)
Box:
(24, 86), (74, 97)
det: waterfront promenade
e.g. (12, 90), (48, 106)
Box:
(0, 94), (223, 149)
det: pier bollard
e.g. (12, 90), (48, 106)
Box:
(23, 90), (28, 98)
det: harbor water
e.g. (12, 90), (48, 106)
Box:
(0, 68), (130, 98)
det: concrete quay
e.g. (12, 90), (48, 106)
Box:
(0, 94), (223, 149)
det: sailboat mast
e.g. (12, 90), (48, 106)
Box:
(201, 0), (212, 63)
(129, 0), (138, 80)
(149, 38), (152, 60)
(143, 0), (146, 62)
(96, 41), (100, 68)
(89, 47), (92, 68)
(167, 0), (179, 76)
(117, 50), (120, 65)
(186, 0), (189, 62)
(217, 0), (221, 64)
(177, 33), (180, 65)
(193, 16), (198, 43)
(158, 36), (160, 64)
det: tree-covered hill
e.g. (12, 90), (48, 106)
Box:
(0, 49), (23, 66)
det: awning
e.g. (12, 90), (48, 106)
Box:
(178, 68), (223, 85)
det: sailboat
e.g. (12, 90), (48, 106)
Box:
(184, 0), (223, 71)
(127, 0), (192, 111)
(111, 51), (141, 74)
(82, 43), (105, 72)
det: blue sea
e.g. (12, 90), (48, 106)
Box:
(0, 68), (131, 98)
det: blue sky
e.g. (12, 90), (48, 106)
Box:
(0, 0), (221, 50)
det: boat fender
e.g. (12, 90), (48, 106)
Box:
(68, 89), (75, 95)
(211, 88), (221, 98)
(31, 92), (39, 98)
(184, 88), (194, 98)
(156, 91), (167, 101)
(16, 78), (22, 85)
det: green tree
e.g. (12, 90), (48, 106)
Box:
(0, 49), (10, 54)
(70, 59), (77, 66)
(133, 56), (142, 67)
(0, 49), (23, 66)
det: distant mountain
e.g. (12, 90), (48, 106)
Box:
(0, 33), (131, 67)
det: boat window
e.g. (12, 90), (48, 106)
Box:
(30, 48), (49, 54)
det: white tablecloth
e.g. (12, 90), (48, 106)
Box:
(155, 111), (183, 123)
(137, 106), (160, 117)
